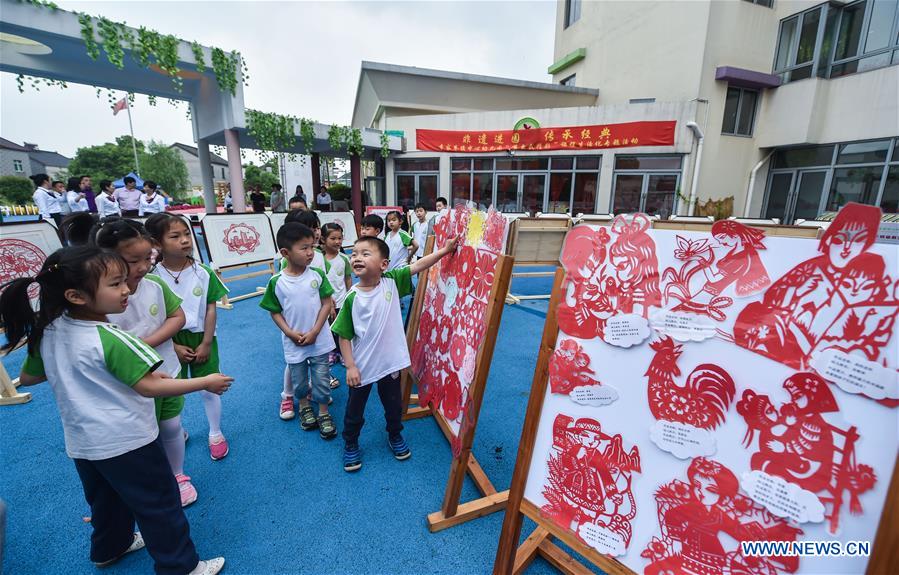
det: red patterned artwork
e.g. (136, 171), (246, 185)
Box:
(0, 239), (46, 300)
(222, 222), (261, 255)
(642, 457), (803, 575)
(548, 339), (602, 395)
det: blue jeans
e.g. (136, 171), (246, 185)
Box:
(288, 352), (331, 405)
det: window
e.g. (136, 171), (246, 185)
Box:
(221, 168), (225, 178)
(629, 98), (656, 104)
(560, 74), (576, 87)
(12, 159), (23, 173)
(743, 0), (773, 7)
(564, 0), (581, 28)
(826, 166), (882, 210)
(612, 156), (682, 218)
(394, 158), (439, 211)
(774, 6), (823, 82)
(722, 87), (759, 136)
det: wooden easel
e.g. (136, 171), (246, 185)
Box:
(401, 236), (516, 532)
(0, 345), (30, 406)
(213, 260), (275, 309)
(505, 218), (570, 305)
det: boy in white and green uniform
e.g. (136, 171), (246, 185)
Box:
(332, 234), (458, 472)
(261, 222), (337, 438)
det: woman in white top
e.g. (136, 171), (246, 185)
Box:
(31, 173), (63, 227)
(97, 180), (122, 219)
(140, 180), (167, 216)
(66, 176), (89, 213)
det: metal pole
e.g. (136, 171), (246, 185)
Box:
(126, 97), (141, 176)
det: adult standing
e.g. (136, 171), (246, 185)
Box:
(270, 183), (285, 212)
(96, 180), (122, 219)
(224, 186), (233, 213)
(139, 180), (166, 216)
(114, 176), (142, 217)
(65, 177), (89, 213)
(294, 185), (307, 205)
(79, 175), (98, 214)
(31, 173), (63, 227)
(316, 185), (332, 212)
(250, 186), (267, 213)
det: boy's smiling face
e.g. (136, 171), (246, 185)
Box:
(350, 240), (388, 280)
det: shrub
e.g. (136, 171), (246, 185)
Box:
(0, 176), (34, 206)
(327, 183), (350, 202)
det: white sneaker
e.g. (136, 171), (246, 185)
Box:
(189, 557), (225, 575)
(93, 532), (145, 567)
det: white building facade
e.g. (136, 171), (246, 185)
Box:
(353, 0), (899, 222)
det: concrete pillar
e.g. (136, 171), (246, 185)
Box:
(311, 153), (322, 202)
(196, 138), (217, 214)
(223, 128), (246, 213)
(350, 154), (363, 224)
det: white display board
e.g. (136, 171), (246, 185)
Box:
(0, 221), (63, 305)
(268, 212), (286, 234)
(522, 206), (898, 574)
(200, 213), (276, 270)
(317, 211), (358, 247)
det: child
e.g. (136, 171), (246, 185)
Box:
(321, 223), (352, 377)
(139, 181), (166, 216)
(97, 180), (122, 219)
(332, 234), (458, 472)
(411, 203), (428, 259)
(260, 223), (338, 439)
(384, 210), (418, 271)
(145, 213), (231, 460)
(0, 246), (228, 575)
(360, 214), (384, 239)
(97, 219), (199, 507)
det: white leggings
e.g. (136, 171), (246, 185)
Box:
(201, 390), (223, 438)
(159, 416), (185, 476)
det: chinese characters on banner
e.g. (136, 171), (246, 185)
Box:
(522, 204), (898, 574)
(415, 121), (676, 153)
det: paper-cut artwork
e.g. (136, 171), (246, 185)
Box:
(733, 203), (898, 371)
(549, 338), (602, 395)
(0, 239), (46, 300)
(641, 457), (803, 575)
(222, 222), (261, 255)
(201, 214), (276, 268)
(540, 415), (641, 556)
(410, 205), (509, 456)
(736, 372), (876, 534)
(558, 214), (660, 339)
(663, 220), (771, 321)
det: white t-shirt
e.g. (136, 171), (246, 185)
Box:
(317, 192), (332, 206)
(67, 190), (89, 212)
(97, 192), (122, 218)
(260, 268), (336, 363)
(33, 187), (61, 220)
(385, 229), (414, 271)
(156, 261), (228, 333)
(139, 193), (166, 216)
(324, 252), (352, 308)
(411, 219), (428, 257)
(331, 267), (413, 386)
(108, 274), (182, 377)
(21, 315), (161, 460)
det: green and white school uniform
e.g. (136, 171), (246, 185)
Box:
(385, 230), (414, 271)
(411, 220), (427, 258)
(109, 274), (184, 421)
(331, 267), (413, 386)
(21, 315), (162, 460)
(323, 252), (352, 308)
(277, 249), (325, 274)
(156, 261), (228, 377)
(259, 268), (335, 364)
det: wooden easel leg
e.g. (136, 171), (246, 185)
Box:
(427, 490), (509, 533)
(426, 452), (509, 532)
(0, 362), (31, 406)
(216, 293), (234, 310)
(512, 527), (550, 575)
(403, 406), (432, 421)
(536, 540), (597, 575)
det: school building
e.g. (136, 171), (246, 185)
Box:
(351, 0), (899, 223)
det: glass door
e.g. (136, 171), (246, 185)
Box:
(791, 169), (828, 222)
(764, 172), (795, 221)
(417, 175), (438, 210)
(612, 174), (644, 214)
(521, 174), (547, 215)
(495, 173), (520, 212)
(396, 175), (416, 212)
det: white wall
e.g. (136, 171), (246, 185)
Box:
(282, 155), (313, 200)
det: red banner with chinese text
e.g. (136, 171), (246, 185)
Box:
(415, 121), (676, 153)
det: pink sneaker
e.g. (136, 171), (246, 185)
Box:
(209, 435), (229, 461)
(279, 397), (295, 420)
(176, 474), (197, 507)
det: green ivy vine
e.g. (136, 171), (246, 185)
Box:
(18, 0), (58, 11)
(211, 48), (241, 96)
(191, 42), (206, 73)
(97, 17), (125, 69)
(16, 74), (67, 93)
(326, 125), (365, 157)
(379, 132), (390, 158)
(77, 13), (100, 60)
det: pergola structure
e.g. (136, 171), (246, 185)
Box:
(0, 0), (401, 219)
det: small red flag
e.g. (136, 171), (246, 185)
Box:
(112, 98), (127, 116)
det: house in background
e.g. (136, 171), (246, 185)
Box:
(170, 142), (230, 195)
(0, 138), (72, 180)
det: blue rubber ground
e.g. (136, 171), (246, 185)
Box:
(0, 230), (602, 574)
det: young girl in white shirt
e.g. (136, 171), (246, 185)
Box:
(146, 213), (231, 460)
(384, 210), (418, 271)
(96, 218), (200, 507)
(321, 223), (352, 366)
(0, 245), (228, 575)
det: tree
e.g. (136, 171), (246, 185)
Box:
(0, 176), (34, 205)
(67, 136), (145, 183)
(140, 141), (190, 199)
(243, 159), (281, 196)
